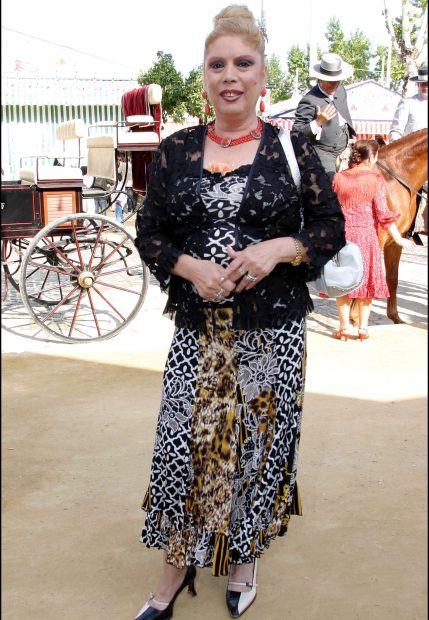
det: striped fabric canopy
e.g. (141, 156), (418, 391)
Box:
(2, 103), (124, 125)
(1, 104), (124, 179)
(268, 117), (392, 142)
(1, 76), (140, 179)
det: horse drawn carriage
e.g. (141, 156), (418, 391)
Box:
(1, 84), (162, 342)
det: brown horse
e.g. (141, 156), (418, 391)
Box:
(351, 128), (428, 324)
(378, 128), (428, 323)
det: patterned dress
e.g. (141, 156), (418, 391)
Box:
(140, 168), (305, 575)
(332, 167), (400, 299)
(135, 123), (345, 577)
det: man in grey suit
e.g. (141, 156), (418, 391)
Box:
(292, 53), (356, 179)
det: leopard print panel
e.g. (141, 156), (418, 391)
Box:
(188, 308), (238, 534)
(140, 308), (306, 575)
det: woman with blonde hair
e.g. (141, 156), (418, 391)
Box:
(134, 5), (345, 618)
(332, 139), (414, 341)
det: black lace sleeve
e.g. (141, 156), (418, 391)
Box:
(134, 140), (183, 290)
(290, 130), (346, 281)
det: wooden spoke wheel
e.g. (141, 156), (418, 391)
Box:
(19, 214), (149, 342)
(2, 238), (31, 293)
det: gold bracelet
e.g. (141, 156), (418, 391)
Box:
(290, 238), (303, 267)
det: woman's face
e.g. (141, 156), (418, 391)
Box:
(204, 34), (266, 122)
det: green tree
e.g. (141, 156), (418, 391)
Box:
(345, 30), (374, 82)
(383, 0), (428, 94)
(325, 18), (374, 85)
(373, 43), (404, 92)
(325, 18), (347, 58)
(137, 51), (185, 122)
(287, 45), (311, 94)
(266, 54), (290, 103)
(184, 67), (206, 123)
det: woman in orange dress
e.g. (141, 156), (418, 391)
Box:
(332, 139), (414, 340)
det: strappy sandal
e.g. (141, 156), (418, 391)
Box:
(333, 328), (351, 341)
(358, 328), (369, 341)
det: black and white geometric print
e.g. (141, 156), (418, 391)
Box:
(194, 170), (257, 306)
(189, 171), (248, 268)
(140, 312), (306, 570)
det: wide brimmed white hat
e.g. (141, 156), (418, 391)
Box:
(311, 53), (353, 81)
(410, 65), (428, 82)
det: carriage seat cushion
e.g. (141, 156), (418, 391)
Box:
(56, 119), (85, 141)
(117, 130), (160, 146)
(148, 84), (162, 105)
(126, 115), (155, 124)
(86, 135), (117, 148)
(19, 166), (83, 185)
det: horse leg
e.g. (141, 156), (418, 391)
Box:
(384, 242), (403, 324)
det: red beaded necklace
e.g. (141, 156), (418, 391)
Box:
(207, 118), (263, 148)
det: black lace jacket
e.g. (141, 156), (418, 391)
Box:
(135, 122), (345, 331)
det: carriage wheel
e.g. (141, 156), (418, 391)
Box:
(2, 238), (32, 293)
(19, 214), (149, 342)
(2, 236), (75, 300)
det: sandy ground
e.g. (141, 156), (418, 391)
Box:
(1, 235), (427, 620)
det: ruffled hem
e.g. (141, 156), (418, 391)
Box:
(348, 287), (390, 299)
(139, 483), (302, 576)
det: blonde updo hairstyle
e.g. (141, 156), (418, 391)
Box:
(204, 5), (266, 59)
(348, 139), (379, 168)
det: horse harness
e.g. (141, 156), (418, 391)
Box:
(376, 160), (426, 199)
(376, 160), (428, 241)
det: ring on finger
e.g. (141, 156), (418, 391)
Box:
(238, 267), (247, 276)
(245, 273), (257, 282)
(212, 287), (224, 301)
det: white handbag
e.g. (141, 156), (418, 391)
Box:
(311, 240), (364, 297)
(279, 129), (364, 298)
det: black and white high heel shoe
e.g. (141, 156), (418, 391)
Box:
(134, 565), (197, 620)
(226, 559), (258, 618)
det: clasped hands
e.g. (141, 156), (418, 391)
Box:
(191, 241), (280, 302)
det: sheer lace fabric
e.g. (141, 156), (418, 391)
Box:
(135, 123), (345, 331)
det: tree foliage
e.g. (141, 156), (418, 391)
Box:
(325, 18), (374, 85)
(137, 51), (185, 122)
(266, 54), (290, 103)
(383, 0), (428, 94)
(135, 3), (427, 120)
(267, 46), (313, 105)
(184, 67), (205, 123)
(287, 45), (311, 94)
(373, 43), (404, 92)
